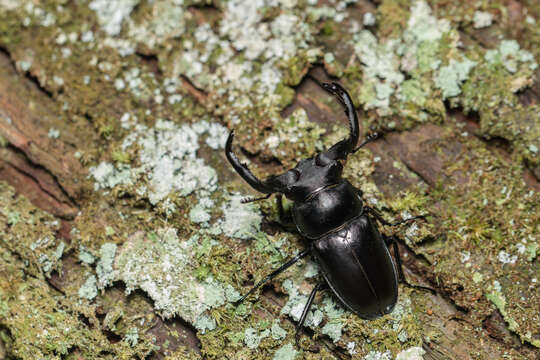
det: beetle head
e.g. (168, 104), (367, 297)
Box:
(266, 156), (344, 201)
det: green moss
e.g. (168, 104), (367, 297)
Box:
(412, 124), (539, 347)
(0, 183), (63, 278)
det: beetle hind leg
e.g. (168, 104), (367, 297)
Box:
(364, 206), (428, 227)
(234, 248), (311, 305)
(295, 282), (327, 353)
(385, 235), (436, 294)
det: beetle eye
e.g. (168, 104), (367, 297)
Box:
(286, 169), (301, 182)
(315, 153), (331, 166)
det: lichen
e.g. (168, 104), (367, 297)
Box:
(272, 343), (298, 360)
(219, 194), (263, 240)
(395, 346), (425, 360)
(473, 11), (493, 29)
(113, 229), (234, 326)
(434, 58), (476, 99)
(78, 274), (98, 300)
(96, 243), (117, 289)
(0, 183), (63, 278)
(89, 0), (140, 36)
(0, 183), (155, 359)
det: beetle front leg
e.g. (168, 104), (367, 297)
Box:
(274, 194), (298, 232)
(384, 235), (435, 294)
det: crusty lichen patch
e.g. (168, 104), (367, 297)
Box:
(114, 229), (240, 331)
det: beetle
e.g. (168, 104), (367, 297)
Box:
(225, 82), (431, 349)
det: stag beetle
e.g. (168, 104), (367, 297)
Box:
(225, 82), (430, 349)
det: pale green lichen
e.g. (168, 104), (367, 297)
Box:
(406, 1), (450, 42)
(113, 229), (234, 328)
(267, 107), (326, 166)
(189, 200), (213, 226)
(322, 322), (343, 343)
(124, 327), (139, 347)
(280, 279), (323, 330)
(52, 241), (65, 261)
(270, 321), (287, 340)
(434, 58), (477, 99)
(89, 162), (133, 191)
(78, 274), (98, 300)
(485, 281), (519, 333)
(90, 119), (229, 212)
(128, 0), (186, 49)
(96, 243), (117, 288)
(0, 0), (20, 10)
(89, 0), (140, 36)
(219, 194), (262, 240)
(473, 11), (493, 29)
(47, 127), (60, 139)
(363, 350), (392, 360)
(79, 245), (96, 265)
(272, 343), (298, 360)
(0, 183), (154, 359)
(5, 210), (19, 225)
(485, 40), (538, 74)
(194, 314), (216, 334)
(395, 346), (425, 360)
(243, 327), (270, 349)
(351, 1), (452, 120)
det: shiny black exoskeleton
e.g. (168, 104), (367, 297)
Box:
(226, 82), (429, 349)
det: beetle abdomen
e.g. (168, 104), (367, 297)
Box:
(313, 215), (398, 319)
(292, 181), (363, 239)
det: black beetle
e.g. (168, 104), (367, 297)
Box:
(225, 82), (430, 349)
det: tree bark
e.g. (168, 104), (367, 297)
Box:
(0, 1), (538, 359)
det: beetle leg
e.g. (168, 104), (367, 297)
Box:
(275, 194), (298, 232)
(385, 235), (436, 294)
(235, 248), (311, 305)
(364, 206), (427, 227)
(226, 131), (275, 194)
(295, 282), (327, 352)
